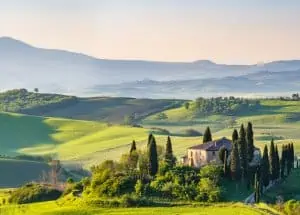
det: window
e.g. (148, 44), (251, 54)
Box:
(212, 151), (215, 156)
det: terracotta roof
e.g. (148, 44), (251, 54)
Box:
(188, 137), (232, 151)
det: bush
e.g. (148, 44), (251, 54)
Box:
(9, 183), (62, 204)
(180, 129), (202, 137)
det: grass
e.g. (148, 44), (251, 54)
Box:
(0, 159), (49, 188)
(0, 200), (278, 215)
(42, 97), (183, 123)
(143, 99), (300, 157)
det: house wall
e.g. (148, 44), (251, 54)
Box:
(187, 149), (221, 168)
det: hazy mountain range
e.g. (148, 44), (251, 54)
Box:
(0, 37), (300, 98)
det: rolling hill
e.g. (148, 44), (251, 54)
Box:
(1, 37), (300, 98)
(0, 89), (183, 123)
(0, 159), (50, 188)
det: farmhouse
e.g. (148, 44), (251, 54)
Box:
(181, 137), (260, 168)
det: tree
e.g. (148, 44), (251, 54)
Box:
(254, 171), (261, 203)
(280, 144), (286, 179)
(275, 145), (280, 180)
(230, 142), (241, 181)
(269, 139), (276, 181)
(218, 146), (227, 164)
(148, 136), (159, 176)
(165, 136), (176, 167)
(261, 145), (270, 188)
(147, 133), (153, 146)
(184, 102), (190, 110)
(238, 124), (248, 179)
(130, 140), (137, 154)
(124, 114), (134, 125)
(34, 88), (39, 93)
(232, 129), (239, 143)
(287, 143), (293, 175)
(203, 127), (212, 143)
(246, 122), (254, 162)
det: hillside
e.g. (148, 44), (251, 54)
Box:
(0, 89), (183, 123)
(1, 37), (300, 98)
(0, 159), (49, 188)
(142, 99), (300, 156)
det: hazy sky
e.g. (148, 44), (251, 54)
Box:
(1, 0), (300, 64)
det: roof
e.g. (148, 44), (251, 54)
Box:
(188, 137), (232, 151)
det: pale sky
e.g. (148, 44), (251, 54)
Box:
(1, 0), (300, 64)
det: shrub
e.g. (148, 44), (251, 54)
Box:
(9, 183), (62, 204)
(181, 129), (202, 137)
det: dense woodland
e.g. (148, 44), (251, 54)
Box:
(190, 97), (261, 115)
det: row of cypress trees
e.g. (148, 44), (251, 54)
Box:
(129, 134), (175, 177)
(254, 142), (294, 203)
(229, 122), (255, 181)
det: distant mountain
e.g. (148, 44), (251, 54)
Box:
(1, 37), (300, 97)
(92, 70), (300, 99)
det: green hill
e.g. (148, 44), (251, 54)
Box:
(0, 89), (183, 123)
(0, 159), (49, 188)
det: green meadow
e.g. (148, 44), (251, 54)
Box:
(0, 198), (279, 215)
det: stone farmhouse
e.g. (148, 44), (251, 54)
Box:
(181, 137), (260, 168)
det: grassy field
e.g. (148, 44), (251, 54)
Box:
(0, 159), (49, 188)
(142, 99), (300, 157)
(0, 199), (279, 215)
(41, 97), (183, 123)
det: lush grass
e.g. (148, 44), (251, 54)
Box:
(143, 99), (300, 157)
(0, 159), (49, 188)
(42, 97), (183, 123)
(0, 200), (278, 215)
(0, 112), (149, 168)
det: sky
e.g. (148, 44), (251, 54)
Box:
(0, 0), (300, 64)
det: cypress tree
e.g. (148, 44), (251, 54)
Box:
(230, 142), (241, 181)
(254, 172), (260, 203)
(291, 143), (295, 165)
(232, 129), (239, 143)
(280, 144), (286, 179)
(275, 145), (280, 180)
(238, 124), (248, 179)
(165, 136), (175, 167)
(287, 143), (293, 175)
(269, 139), (276, 181)
(147, 133), (153, 146)
(148, 136), (158, 176)
(203, 126), (212, 143)
(246, 122), (254, 162)
(261, 145), (270, 187)
(130, 140), (137, 154)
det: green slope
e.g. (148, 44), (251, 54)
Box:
(143, 99), (300, 156)
(0, 159), (49, 188)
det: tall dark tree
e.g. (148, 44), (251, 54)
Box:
(254, 171), (261, 203)
(291, 142), (295, 164)
(203, 126), (212, 143)
(246, 122), (254, 162)
(238, 124), (248, 179)
(232, 129), (239, 143)
(269, 139), (276, 181)
(148, 135), (158, 176)
(165, 136), (176, 167)
(287, 143), (293, 175)
(275, 144), (280, 180)
(147, 133), (153, 146)
(130, 140), (137, 154)
(230, 142), (241, 181)
(261, 145), (270, 187)
(280, 144), (286, 179)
